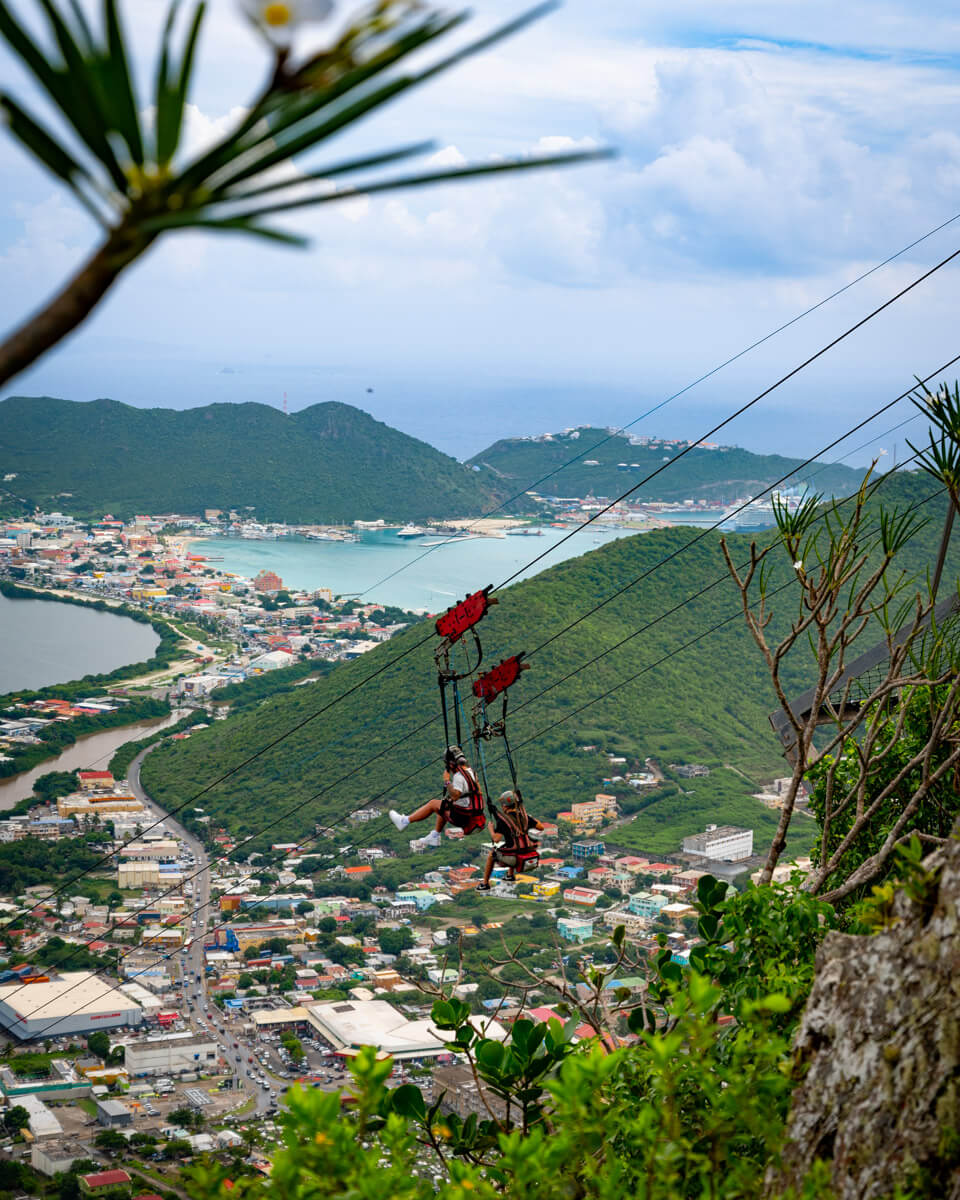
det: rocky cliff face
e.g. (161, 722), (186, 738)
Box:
(769, 836), (960, 1199)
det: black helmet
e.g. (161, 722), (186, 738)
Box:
(445, 744), (466, 768)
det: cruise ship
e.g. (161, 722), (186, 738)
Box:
(396, 524), (428, 538)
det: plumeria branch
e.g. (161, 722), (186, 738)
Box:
(0, 0), (611, 387)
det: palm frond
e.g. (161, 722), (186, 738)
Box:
(141, 149), (614, 235)
(0, 93), (107, 225)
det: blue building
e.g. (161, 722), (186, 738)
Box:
(572, 840), (605, 861)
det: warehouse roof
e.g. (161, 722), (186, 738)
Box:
(0, 972), (141, 1019)
(304, 999), (507, 1060)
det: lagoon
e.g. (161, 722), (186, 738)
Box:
(0, 592), (160, 694)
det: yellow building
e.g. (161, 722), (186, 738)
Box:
(140, 925), (183, 947)
(571, 794), (619, 824)
(533, 881), (560, 899)
(58, 793), (145, 820)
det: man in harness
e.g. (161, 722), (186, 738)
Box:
(476, 790), (543, 891)
(389, 745), (486, 851)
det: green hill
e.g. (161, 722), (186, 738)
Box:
(470, 426), (867, 503)
(0, 396), (506, 523)
(140, 471), (957, 862)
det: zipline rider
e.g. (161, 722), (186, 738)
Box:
(389, 744), (486, 850)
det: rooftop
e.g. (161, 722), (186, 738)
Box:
(0, 972), (141, 1019)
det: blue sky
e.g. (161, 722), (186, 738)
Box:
(2, 0), (960, 460)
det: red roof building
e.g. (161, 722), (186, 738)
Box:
(80, 1168), (132, 1192)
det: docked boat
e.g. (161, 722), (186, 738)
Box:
(396, 525), (428, 538)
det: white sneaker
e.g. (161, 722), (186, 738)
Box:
(389, 810), (409, 831)
(411, 830), (442, 850)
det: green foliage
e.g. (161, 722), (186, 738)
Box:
(108, 708), (208, 780)
(93, 1128), (128, 1154)
(470, 426), (866, 504)
(378, 925), (415, 956)
(2, 1104), (29, 1132)
(37, 935), (116, 972)
(806, 684), (960, 901)
(0, 396), (508, 523)
(212, 659), (335, 712)
(182, 952), (815, 1199)
(0, 832), (112, 897)
(86, 1030), (110, 1060)
(679, 875), (840, 1024)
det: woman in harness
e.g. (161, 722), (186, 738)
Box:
(476, 790), (543, 891)
(389, 745), (486, 850)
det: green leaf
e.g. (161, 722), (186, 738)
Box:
(224, 140), (436, 204)
(141, 215), (308, 246)
(28, 0), (128, 190)
(0, 94), (105, 225)
(626, 1007), (646, 1035)
(203, 151), (614, 228)
(102, 0), (144, 165)
(754, 993), (792, 1014)
(387, 1083), (426, 1121)
(155, 1), (204, 167)
(475, 1040), (505, 1071)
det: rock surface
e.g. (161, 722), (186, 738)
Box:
(768, 836), (960, 1199)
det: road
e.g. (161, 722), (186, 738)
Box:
(128, 746), (273, 1115)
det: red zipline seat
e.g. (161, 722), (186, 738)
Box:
(435, 586), (496, 644)
(473, 654), (528, 703)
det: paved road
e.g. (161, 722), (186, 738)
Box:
(128, 746), (272, 1115)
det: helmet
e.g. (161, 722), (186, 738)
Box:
(499, 789), (522, 810)
(444, 744), (466, 768)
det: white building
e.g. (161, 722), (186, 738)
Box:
(303, 999), (506, 1062)
(682, 824), (754, 862)
(31, 1139), (87, 1176)
(123, 1031), (219, 1077)
(0, 973), (143, 1040)
(19, 1094), (63, 1139)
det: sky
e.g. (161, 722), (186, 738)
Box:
(2, 1), (960, 461)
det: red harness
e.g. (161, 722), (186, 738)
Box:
(495, 804), (539, 870)
(441, 765), (487, 835)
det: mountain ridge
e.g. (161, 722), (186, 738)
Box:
(469, 425), (869, 502)
(0, 395), (506, 523)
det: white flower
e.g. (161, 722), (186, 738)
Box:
(794, 561), (803, 572)
(239, 0), (336, 44)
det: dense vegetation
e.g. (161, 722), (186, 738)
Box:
(470, 425), (866, 503)
(0, 831), (113, 899)
(0, 396), (507, 523)
(142, 471), (957, 860)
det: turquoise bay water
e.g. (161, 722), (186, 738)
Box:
(199, 528), (637, 610)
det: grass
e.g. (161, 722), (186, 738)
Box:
(76, 1097), (97, 1117)
(606, 768), (817, 860)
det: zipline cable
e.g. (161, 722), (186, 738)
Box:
(357, 210), (960, 600)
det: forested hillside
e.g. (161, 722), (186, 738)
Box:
(141, 471), (957, 859)
(0, 396), (506, 523)
(470, 425), (867, 502)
